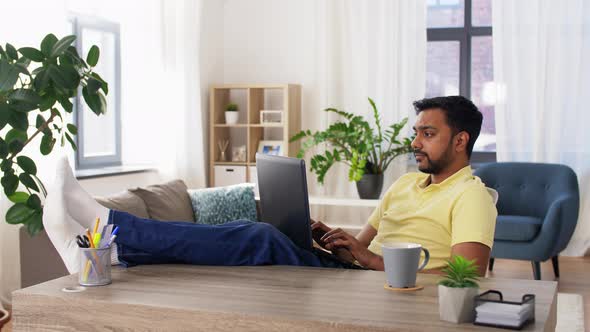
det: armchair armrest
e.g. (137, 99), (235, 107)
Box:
(534, 194), (579, 256)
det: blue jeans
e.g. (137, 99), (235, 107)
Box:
(109, 210), (363, 269)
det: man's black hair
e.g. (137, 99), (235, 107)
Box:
(412, 96), (483, 158)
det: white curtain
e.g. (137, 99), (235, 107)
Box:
(157, 0), (207, 188)
(311, 0), (426, 223)
(493, 0), (590, 256)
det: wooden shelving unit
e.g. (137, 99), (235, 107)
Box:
(209, 84), (301, 187)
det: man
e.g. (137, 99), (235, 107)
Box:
(312, 96), (497, 276)
(44, 96), (496, 276)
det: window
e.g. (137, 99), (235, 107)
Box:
(71, 17), (121, 169)
(426, 0), (496, 156)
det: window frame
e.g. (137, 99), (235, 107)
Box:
(71, 16), (122, 170)
(427, 0), (495, 162)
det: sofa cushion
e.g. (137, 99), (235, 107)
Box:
(188, 184), (257, 225)
(494, 215), (543, 242)
(130, 180), (195, 222)
(95, 191), (150, 219)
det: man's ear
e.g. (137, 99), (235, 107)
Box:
(455, 131), (470, 153)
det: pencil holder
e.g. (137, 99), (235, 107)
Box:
(79, 246), (112, 286)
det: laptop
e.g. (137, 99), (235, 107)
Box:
(256, 153), (313, 250)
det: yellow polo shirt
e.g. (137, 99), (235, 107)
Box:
(367, 166), (497, 270)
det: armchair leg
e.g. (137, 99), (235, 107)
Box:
(488, 258), (495, 271)
(532, 261), (541, 280)
(551, 256), (560, 279)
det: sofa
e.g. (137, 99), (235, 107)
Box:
(20, 179), (361, 288)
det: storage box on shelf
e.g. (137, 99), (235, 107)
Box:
(209, 84), (301, 187)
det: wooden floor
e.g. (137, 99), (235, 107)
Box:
(3, 257), (588, 331)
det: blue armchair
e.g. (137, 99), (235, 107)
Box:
(474, 162), (579, 280)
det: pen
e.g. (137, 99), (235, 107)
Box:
(92, 217), (100, 236)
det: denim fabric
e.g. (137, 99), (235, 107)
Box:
(109, 210), (361, 269)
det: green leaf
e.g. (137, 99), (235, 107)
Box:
(17, 156), (37, 175)
(82, 86), (107, 115)
(19, 173), (39, 192)
(9, 88), (41, 105)
(90, 72), (108, 94)
(0, 103), (9, 130)
(8, 140), (24, 154)
(8, 191), (29, 203)
(0, 159), (12, 172)
(0, 45), (7, 59)
(5, 128), (27, 145)
(0, 59), (19, 92)
(5, 43), (18, 60)
(50, 35), (76, 58)
(8, 111), (29, 131)
(65, 132), (77, 151)
(5, 203), (36, 225)
(26, 193), (42, 210)
(38, 92), (55, 112)
(40, 33), (58, 56)
(57, 96), (73, 113)
(47, 64), (80, 90)
(25, 211), (43, 236)
(87, 45), (100, 67)
(86, 77), (102, 93)
(1, 173), (19, 196)
(33, 69), (50, 91)
(35, 114), (50, 134)
(66, 123), (78, 135)
(18, 47), (44, 62)
(0, 138), (7, 158)
(40, 133), (55, 155)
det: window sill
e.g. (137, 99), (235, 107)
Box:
(76, 165), (157, 180)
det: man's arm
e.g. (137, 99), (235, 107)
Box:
(355, 223), (377, 248)
(322, 227), (385, 271)
(450, 242), (490, 277)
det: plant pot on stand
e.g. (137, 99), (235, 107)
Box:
(356, 173), (384, 199)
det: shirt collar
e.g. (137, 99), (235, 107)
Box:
(416, 165), (473, 190)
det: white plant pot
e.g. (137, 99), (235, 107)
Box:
(438, 285), (479, 323)
(225, 111), (239, 124)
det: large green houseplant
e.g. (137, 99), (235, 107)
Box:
(290, 97), (413, 198)
(0, 33), (108, 235)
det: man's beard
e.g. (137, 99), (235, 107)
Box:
(414, 143), (454, 174)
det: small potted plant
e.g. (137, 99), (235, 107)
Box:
(438, 255), (480, 323)
(225, 103), (239, 124)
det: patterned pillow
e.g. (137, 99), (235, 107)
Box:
(188, 184), (257, 225)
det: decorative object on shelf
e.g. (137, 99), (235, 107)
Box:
(290, 97), (413, 199)
(232, 145), (246, 162)
(225, 103), (239, 124)
(257, 140), (284, 156)
(0, 34), (108, 235)
(438, 255), (480, 324)
(217, 140), (229, 161)
(260, 110), (283, 124)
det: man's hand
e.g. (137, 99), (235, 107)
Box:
(321, 228), (383, 270)
(311, 219), (355, 264)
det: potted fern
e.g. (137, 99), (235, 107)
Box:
(438, 255), (480, 323)
(225, 103), (239, 124)
(289, 97), (413, 199)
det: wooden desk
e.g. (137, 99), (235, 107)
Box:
(12, 265), (557, 331)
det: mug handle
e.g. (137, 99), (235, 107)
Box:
(417, 248), (430, 271)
